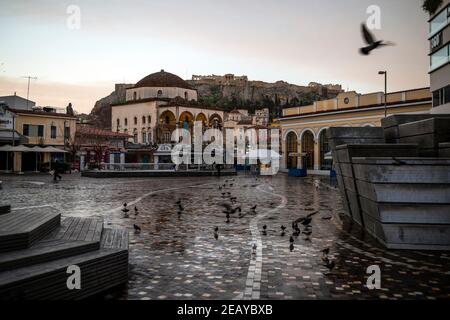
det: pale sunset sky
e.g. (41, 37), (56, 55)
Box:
(0, 0), (430, 114)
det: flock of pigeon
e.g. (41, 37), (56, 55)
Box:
(121, 178), (336, 274)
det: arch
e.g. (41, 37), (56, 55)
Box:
(318, 129), (332, 170)
(159, 110), (176, 126)
(179, 111), (194, 131)
(196, 113), (207, 127)
(209, 113), (223, 128)
(299, 128), (316, 141)
(286, 131), (298, 169)
(315, 127), (329, 141)
(362, 123), (376, 127)
(283, 129), (298, 141)
(301, 130), (315, 170)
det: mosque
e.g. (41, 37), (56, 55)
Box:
(111, 70), (225, 163)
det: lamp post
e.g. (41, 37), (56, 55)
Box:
(378, 71), (387, 118)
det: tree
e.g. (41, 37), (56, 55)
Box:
(422, 0), (443, 14)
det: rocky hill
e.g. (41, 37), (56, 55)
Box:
(89, 75), (342, 129)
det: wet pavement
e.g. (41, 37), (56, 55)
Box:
(1, 173), (449, 300)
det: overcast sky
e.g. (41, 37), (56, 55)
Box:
(0, 0), (430, 113)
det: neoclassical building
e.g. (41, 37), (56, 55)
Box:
(111, 70), (225, 147)
(280, 87), (432, 174)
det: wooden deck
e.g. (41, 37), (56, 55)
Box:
(0, 208), (61, 253)
(0, 208), (129, 300)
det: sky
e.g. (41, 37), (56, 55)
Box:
(0, 0), (430, 114)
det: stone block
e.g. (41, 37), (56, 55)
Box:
(439, 142), (450, 158)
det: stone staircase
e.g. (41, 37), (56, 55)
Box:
(0, 208), (129, 300)
(328, 114), (450, 250)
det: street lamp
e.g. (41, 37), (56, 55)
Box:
(378, 71), (387, 118)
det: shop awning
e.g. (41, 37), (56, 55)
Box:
(0, 145), (68, 153)
(41, 146), (69, 153)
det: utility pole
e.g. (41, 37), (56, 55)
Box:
(21, 76), (38, 110)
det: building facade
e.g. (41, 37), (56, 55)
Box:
(111, 70), (225, 163)
(429, 0), (450, 113)
(74, 125), (130, 171)
(280, 88), (432, 174)
(11, 108), (77, 172)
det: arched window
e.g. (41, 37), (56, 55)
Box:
(286, 132), (298, 169)
(124, 118), (128, 126)
(142, 116), (146, 125)
(184, 91), (188, 100)
(134, 117), (138, 125)
(319, 130), (332, 170)
(148, 115), (151, 124)
(116, 118), (120, 127)
(302, 131), (315, 170)
(133, 129), (138, 144)
(157, 90), (163, 97)
(133, 92), (137, 101)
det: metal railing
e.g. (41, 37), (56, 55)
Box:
(92, 163), (235, 172)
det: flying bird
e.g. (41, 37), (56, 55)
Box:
(360, 23), (395, 56)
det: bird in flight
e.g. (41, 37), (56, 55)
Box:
(360, 23), (394, 55)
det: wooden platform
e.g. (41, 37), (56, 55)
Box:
(0, 208), (61, 253)
(0, 208), (129, 300)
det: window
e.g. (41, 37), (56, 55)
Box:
(51, 126), (57, 139)
(157, 90), (163, 97)
(124, 118), (128, 126)
(184, 92), (188, 100)
(433, 90), (440, 107)
(142, 116), (146, 125)
(23, 124), (29, 136)
(432, 85), (450, 108)
(134, 117), (138, 125)
(445, 86), (450, 105)
(133, 92), (137, 101)
(142, 132), (147, 144)
(430, 6), (449, 35)
(23, 124), (44, 137)
(64, 126), (70, 139)
(148, 115), (151, 124)
(147, 131), (152, 144)
(430, 44), (450, 70)
(117, 119), (120, 127)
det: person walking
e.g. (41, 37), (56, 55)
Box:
(53, 160), (62, 181)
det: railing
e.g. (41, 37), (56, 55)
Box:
(93, 163), (235, 172)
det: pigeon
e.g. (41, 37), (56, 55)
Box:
(251, 205), (257, 211)
(290, 243), (295, 252)
(289, 236), (295, 244)
(360, 23), (395, 55)
(252, 243), (257, 253)
(214, 233), (219, 240)
(133, 224), (141, 233)
(214, 226), (219, 233)
(263, 225), (267, 231)
(301, 217), (312, 226)
(281, 225), (287, 232)
(323, 259), (336, 272)
(322, 248), (330, 256)
(134, 206), (139, 216)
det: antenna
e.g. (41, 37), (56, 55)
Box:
(21, 76), (38, 109)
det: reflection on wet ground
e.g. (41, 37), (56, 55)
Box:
(1, 173), (449, 300)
